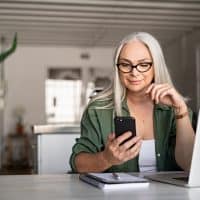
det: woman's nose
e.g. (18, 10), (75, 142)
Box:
(130, 67), (140, 76)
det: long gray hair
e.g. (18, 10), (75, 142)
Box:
(90, 32), (174, 116)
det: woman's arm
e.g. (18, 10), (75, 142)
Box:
(174, 103), (195, 171)
(146, 83), (195, 171)
(74, 132), (142, 173)
(74, 151), (111, 173)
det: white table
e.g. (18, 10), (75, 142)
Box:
(1, 174), (200, 200)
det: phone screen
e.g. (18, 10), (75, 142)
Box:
(114, 116), (136, 140)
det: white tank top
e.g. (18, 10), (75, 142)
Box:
(139, 139), (157, 172)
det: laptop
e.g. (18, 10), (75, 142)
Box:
(145, 110), (200, 187)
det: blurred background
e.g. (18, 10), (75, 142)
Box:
(0, 0), (200, 174)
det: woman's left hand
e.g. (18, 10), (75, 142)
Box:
(145, 83), (186, 109)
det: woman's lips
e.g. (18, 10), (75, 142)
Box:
(128, 80), (142, 85)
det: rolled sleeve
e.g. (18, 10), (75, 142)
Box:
(69, 106), (102, 172)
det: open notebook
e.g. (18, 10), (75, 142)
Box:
(145, 109), (200, 187)
(79, 173), (149, 190)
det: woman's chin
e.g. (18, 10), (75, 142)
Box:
(127, 86), (146, 94)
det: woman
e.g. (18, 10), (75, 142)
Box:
(70, 32), (195, 173)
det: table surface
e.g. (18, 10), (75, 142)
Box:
(0, 174), (200, 200)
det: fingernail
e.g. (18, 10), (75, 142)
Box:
(137, 136), (141, 140)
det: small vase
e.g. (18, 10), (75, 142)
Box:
(16, 123), (24, 134)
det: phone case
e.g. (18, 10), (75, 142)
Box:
(114, 116), (136, 138)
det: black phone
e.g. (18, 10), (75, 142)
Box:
(114, 116), (136, 141)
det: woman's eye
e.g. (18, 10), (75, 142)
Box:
(140, 63), (149, 67)
(121, 63), (130, 67)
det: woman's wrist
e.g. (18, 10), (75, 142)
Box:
(100, 151), (112, 169)
(173, 102), (188, 120)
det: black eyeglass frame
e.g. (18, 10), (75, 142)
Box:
(116, 61), (153, 73)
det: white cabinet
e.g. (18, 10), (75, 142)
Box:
(33, 125), (80, 174)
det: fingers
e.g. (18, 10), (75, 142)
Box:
(158, 87), (173, 101)
(107, 132), (115, 142)
(115, 131), (133, 146)
(145, 83), (154, 94)
(107, 131), (134, 155)
(118, 137), (142, 162)
(118, 135), (141, 150)
(104, 132), (142, 165)
(127, 139), (142, 159)
(146, 83), (177, 105)
(154, 85), (172, 104)
(106, 132), (117, 154)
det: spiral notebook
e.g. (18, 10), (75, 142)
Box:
(79, 173), (149, 190)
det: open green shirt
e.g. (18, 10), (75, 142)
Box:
(70, 99), (193, 172)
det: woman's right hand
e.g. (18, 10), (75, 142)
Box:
(102, 132), (142, 166)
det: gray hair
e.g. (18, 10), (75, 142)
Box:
(90, 32), (175, 115)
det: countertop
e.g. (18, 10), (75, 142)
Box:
(32, 124), (80, 135)
(0, 174), (200, 200)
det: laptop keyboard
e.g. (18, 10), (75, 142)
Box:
(173, 177), (188, 182)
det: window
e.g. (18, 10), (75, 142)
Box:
(46, 68), (82, 124)
(45, 67), (112, 124)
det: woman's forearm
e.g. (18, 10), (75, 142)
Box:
(175, 107), (195, 171)
(74, 152), (112, 173)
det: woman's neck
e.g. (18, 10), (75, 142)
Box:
(126, 90), (152, 105)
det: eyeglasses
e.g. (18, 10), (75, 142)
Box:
(116, 61), (153, 73)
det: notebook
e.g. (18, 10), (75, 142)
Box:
(79, 173), (149, 190)
(145, 109), (200, 187)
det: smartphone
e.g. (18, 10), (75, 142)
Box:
(114, 116), (136, 143)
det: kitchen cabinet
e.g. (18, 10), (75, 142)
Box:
(33, 124), (80, 174)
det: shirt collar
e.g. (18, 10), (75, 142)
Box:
(122, 98), (129, 111)
(122, 98), (171, 112)
(154, 103), (171, 110)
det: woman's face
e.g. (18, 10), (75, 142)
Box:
(118, 40), (154, 95)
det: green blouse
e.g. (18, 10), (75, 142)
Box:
(70, 99), (193, 172)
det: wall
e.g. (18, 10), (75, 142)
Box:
(1, 33), (199, 169)
(164, 30), (200, 111)
(3, 30), (200, 136)
(4, 46), (114, 136)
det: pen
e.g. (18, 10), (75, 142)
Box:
(112, 173), (120, 180)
